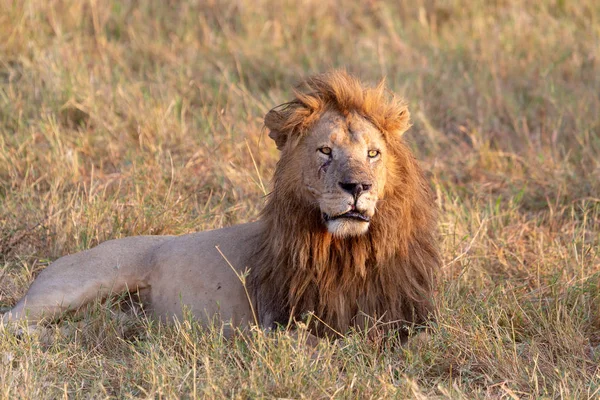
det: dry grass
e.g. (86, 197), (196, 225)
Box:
(1, 0), (599, 398)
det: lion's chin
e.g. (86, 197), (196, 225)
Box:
(326, 219), (370, 237)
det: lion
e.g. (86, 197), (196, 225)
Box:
(3, 71), (440, 339)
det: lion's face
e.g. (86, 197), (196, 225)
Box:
(297, 111), (388, 237)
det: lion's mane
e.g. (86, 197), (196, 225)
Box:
(249, 71), (440, 338)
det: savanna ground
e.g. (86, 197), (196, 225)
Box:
(1, 0), (599, 398)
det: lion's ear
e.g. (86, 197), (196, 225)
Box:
(265, 108), (289, 151)
(389, 105), (412, 138)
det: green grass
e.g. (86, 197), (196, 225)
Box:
(1, 0), (599, 398)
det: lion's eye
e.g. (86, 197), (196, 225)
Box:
(368, 150), (380, 158)
(318, 147), (332, 156)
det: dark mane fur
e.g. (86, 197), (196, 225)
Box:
(249, 71), (440, 338)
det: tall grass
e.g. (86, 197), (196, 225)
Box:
(1, 0), (599, 397)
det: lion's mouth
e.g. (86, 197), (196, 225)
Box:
(323, 211), (371, 223)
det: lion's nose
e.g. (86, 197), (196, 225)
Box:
(339, 181), (372, 196)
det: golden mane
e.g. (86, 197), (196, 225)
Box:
(250, 71), (440, 338)
(264, 70), (411, 150)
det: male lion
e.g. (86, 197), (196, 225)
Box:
(3, 71), (440, 339)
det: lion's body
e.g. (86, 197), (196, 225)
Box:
(6, 224), (262, 335)
(4, 71), (440, 339)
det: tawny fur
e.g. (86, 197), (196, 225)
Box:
(251, 71), (440, 338)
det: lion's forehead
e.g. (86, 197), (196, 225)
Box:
(311, 111), (384, 149)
